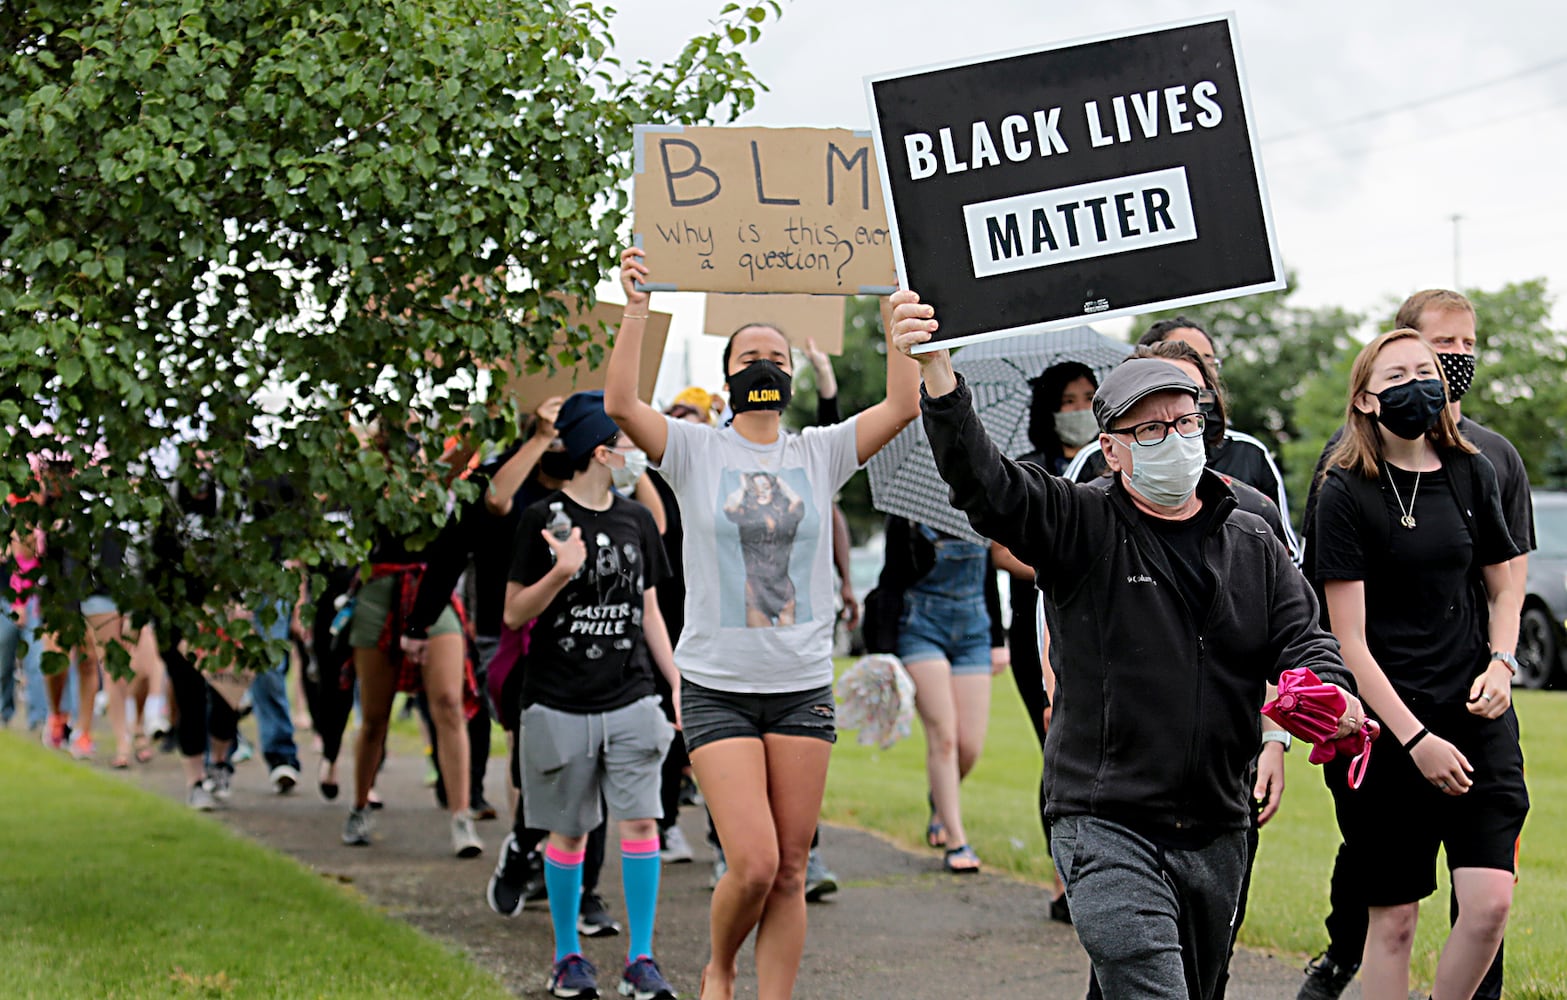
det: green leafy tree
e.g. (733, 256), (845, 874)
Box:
(0, 0), (780, 671)
(1460, 280), (1567, 488)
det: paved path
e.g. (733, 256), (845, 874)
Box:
(127, 732), (1346, 999)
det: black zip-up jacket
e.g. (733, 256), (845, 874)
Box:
(923, 377), (1353, 834)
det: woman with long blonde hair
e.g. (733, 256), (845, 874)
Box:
(1312, 329), (1526, 1000)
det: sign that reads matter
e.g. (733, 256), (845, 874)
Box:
(633, 125), (899, 296)
(866, 15), (1284, 351)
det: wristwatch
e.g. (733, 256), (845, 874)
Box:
(1489, 650), (1520, 675)
(1261, 730), (1292, 752)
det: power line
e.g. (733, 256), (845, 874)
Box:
(1262, 54), (1567, 144)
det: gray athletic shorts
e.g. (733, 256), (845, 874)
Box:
(520, 695), (674, 836)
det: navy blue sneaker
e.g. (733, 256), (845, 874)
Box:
(547, 953), (599, 998)
(618, 956), (676, 999)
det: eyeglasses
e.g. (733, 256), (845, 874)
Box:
(1110, 412), (1207, 447)
(1196, 389), (1217, 407)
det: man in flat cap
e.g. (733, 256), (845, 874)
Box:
(889, 290), (1364, 1000)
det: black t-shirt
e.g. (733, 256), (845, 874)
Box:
(1314, 460), (1517, 705)
(649, 471), (686, 643)
(470, 454), (554, 638)
(1144, 512), (1214, 621)
(1459, 417), (1536, 552)
(508, 492), (670, 713)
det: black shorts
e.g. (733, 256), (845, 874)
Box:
(680, 679), (836, 754)
(1329, 705), (1528, 907)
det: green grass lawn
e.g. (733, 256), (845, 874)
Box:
(823, 674), (1567, 1000)
(0, 730), (511, 1000)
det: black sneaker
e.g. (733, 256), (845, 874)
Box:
(525, 849), (548, 902)
(487, 833), (532, 917)
(1296, 951), (1358, 1000)
(577, 891), (621, 938)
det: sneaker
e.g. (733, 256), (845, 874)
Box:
(546, 953), (599, 999)
(577, 891), (621, 937)
(69, 733), (95, 760)
(270, 762), (300, 795)
(230, 735), (253, 764)
(709, 847), (727, 891)
(678, 774), (702, 807)
(423, 751), (439, 787)
(525, 850), (549, 902)
(804, 849), (838, 902)
(618, 955), (676, 1000)
(471, 797), (498, 821)
(207, 761), (235, 802)
(660, 825), (694, 865)
(1296, 952), (1359, 1000)
(452, 811), (483, 858)
(43, 713), (67, 750)
(486, 833), (534, 917)
(187, 782), (218, 811)
(342, 806), (374, 846)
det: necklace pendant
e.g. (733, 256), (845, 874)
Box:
(1400, 514), (1417, 529)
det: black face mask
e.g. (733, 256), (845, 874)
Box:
(1436, 352), (1476, 401)
(726, 360), (792, 414)
(1373, 378), (1447, 440)
(538, 448), (575, 482)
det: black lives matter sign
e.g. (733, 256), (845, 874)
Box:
(867, 16), (1284, 350)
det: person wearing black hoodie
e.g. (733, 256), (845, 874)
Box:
(890, 289), (1362, 1000)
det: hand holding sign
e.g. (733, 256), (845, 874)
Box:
(889, 289), (957, 396)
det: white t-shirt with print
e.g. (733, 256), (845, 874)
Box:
(653, 415), (861, 693)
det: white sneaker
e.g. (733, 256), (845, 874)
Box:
(187, 782), (218, 811)
(342, 806), (374, 846)
(452, 811), (483, 859)
(270, 763), (300, 795)
(660, 825), (694, 864)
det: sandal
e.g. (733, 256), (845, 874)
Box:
(925, 793), (947, 849)
(133, 736), (155, 764)
(943, 844), (981, 874)
(110, 753), (132, 770)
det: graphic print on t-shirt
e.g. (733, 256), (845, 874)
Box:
(554, 528), (645, 662)
(715, 467), (819, 628)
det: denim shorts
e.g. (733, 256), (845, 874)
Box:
(680, 679), (836, 754)
(896, 592), (991, 674)
(80, 595), (118, 617)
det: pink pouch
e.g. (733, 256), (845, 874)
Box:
(1263, 667), (1381, 788)
(486, 620), (533, 714)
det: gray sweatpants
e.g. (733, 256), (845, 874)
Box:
(1051, 815), (1247, 1000)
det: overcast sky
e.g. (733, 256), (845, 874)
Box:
(600, 0), (1567, 401)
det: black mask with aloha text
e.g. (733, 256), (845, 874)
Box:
(727, 360), (793, 414)
(1373, 378), (1447, 440)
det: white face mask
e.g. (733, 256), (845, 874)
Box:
(609, 447), (648, 491)
(1054, 409), (1100, 448)
(1115, 430), (1205, 508)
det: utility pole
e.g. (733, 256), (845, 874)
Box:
(1450, 213), (1463, 289)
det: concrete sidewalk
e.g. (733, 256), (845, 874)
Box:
(126, 734), (1343, 998)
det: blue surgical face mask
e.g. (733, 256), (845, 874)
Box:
(1116, 430), (1205, 508)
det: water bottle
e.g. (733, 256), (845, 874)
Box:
(547, 501), (572, 563)
(328, 592), (355, 639)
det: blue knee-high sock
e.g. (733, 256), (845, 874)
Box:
(544, 843), (585, 961)
(621, 837), (662, 962)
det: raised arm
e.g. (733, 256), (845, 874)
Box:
(485, 396), (561, 516)
(852, 296), (922, 465)
(604, 247), (669, 464)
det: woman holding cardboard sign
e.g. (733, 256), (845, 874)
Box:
(606, 246), (920, 1000)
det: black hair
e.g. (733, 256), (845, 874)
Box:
(1026, 361), (1098, 459)
(722, 322), (787, 375)
(1131, 341), (1228, 448)
(1139, 316), (1215, 354)
(568, 432), (621, 475)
